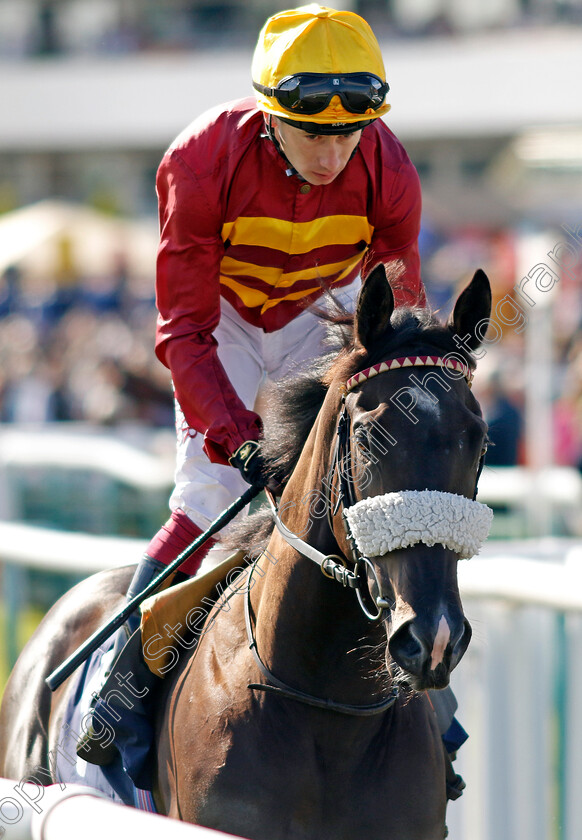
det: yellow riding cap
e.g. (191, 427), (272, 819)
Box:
(252, 4), (391, 130)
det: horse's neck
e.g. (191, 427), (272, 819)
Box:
(252, 426), (389, 706)
(253, 537), (386, 704)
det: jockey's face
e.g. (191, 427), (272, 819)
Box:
(273, 118), (362, 186)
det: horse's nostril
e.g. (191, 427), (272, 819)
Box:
(388, 624), (425, 674)
(451, 618), (472, 663)
(398, 634), (423, 661)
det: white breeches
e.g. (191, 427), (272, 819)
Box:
(170, 279), (360, 540)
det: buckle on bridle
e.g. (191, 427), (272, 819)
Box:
(321, 555), (359, 589)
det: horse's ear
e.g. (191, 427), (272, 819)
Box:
(355, 264), (395, 349)
(448, 269), (492, 351)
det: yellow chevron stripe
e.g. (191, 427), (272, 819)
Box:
(221, 215), (373, 254)
(220, 253), (363, 289)
(220, 254), (361, 313)
(220, 275), (322, 311)
(219, 276), (268, 309)
(260, 286), (322, 312)
(259, 257), (362, 313)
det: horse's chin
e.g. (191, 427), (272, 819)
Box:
(388, 661), (452, 693)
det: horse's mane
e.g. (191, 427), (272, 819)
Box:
(224, 286), (474, 556)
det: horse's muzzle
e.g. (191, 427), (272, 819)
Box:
(387, 614), (472, 690)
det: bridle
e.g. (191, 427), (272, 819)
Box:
(325, 353), (481, 619)
(244, 556), (399, 716)
(277, 353), (477, 618)
(245, 353), (483, 714)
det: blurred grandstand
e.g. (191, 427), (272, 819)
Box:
(1, 0), (581, 502)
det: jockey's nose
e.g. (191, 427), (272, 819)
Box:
(318, 138), (343, 172)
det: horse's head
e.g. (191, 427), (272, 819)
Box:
(327, 264), (492, 691)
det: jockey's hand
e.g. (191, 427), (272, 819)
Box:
(229, 440), (266, 487)
(229, 440), (282, 493)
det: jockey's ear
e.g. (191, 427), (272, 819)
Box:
(448, 269), (492, 351)
(355, 263), (394, 349)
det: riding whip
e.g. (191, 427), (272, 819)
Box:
(45, 482), (263, 692)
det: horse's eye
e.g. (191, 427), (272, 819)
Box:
(353, 426), (369, 448)
(352, 427), (374, 461)
(353, 427), (367, 444)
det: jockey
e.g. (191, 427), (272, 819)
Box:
(150, 2), (425, 595)
(121, 2), (424, 634)
(81, 4), (473, 794)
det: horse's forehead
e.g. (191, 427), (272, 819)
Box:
(350, 366), (473, 420)
(408, 387), (444, 420)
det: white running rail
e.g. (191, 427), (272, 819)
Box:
(0, 779), (244, 840)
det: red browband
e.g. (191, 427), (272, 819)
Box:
(344, 355), (473, 394)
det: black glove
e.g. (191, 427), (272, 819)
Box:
(229, 440), (266, 487)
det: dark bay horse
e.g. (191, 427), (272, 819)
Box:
(0, 265), (492, 840)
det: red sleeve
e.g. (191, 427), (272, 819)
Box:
(366, 158), (426, 308)
(155, 149), (262, 465)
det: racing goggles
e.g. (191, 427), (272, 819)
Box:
(253, 72), (389, 116)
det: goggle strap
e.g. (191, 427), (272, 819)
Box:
(253, 81), (276, 97)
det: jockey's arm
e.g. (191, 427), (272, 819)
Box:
(154, 148), (262, 466)
(366, 147), (426, 309)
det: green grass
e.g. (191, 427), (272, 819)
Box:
(0, 604), (44, 701)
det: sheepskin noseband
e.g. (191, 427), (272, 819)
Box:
(344, 490), (493, 560)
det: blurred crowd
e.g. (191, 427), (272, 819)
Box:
(421, 221), (582, 472)
(2, 0), (582, 60)
(1, 219), (582, 473)
(0, 260), (174, 428)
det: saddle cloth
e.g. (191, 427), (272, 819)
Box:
(139, 549), (247, 678)
(55, 550), (246, 806)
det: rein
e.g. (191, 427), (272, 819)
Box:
(244, 558), (398, 716)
